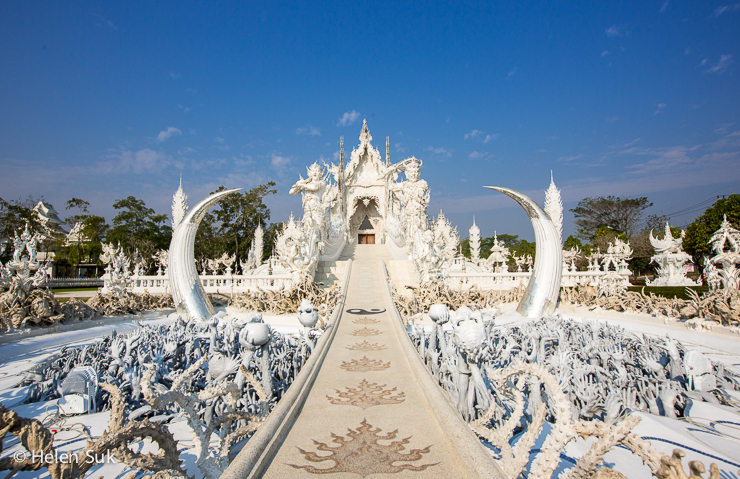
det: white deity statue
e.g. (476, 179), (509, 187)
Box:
(289, 162), (330, 237)
(389, 158), (429, 245)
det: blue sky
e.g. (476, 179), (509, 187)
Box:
(1, 1), (739, 241)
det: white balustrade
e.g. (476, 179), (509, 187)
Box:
(446, 269), (630, 291)
(105, 273), (294, 296)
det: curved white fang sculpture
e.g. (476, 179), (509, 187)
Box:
(169, 188), (242, 321)
(484, 186), (563, 318)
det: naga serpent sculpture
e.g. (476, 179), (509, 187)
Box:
(169, 188), (242, 321)
(484, 186), (563, 318)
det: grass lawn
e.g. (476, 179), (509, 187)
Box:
(51, 287), (100, 293)
(626, 285), (708, 300)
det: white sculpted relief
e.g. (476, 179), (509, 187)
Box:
(646, 223), (699, 287)
(705, 215), (740, 292)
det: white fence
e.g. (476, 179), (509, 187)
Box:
(109, 267), (630, 295)
(446, 269), (631, 291)
(104, 273), (294, 296)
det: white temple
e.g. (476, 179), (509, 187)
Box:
(278, 119), (438, 283)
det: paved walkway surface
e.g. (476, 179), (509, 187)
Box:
(262, 246), (470, 478)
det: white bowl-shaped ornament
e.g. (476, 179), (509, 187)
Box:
(452, 318), (486, 355)
(297, 299), (319, 328)
(428, 304), (450, 324)
(245, 322), (271, 346)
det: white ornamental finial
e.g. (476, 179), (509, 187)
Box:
(253, 224), (264, 267)
(469, 217), (481, 264)
(359, 118), (372, 147)
(171, 174), (189, 229)
(544, 171), (563, 244)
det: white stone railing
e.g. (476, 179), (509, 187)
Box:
(103, 273), (294, 296)
(446, 269), (631, 291)
(446, 271), (531, 290)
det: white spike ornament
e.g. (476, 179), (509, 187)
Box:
(169, 189), (242, 321)
(484, 186), (563, 317)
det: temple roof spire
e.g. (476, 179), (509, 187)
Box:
(359, 118), (372, 148)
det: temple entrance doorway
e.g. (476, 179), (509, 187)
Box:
(349, 198), (383, 245)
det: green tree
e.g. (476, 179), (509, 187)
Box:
(459, 237), (471, 258)
(563, 234), (582, 251)
(65, 198), (90, 227)
(508, 239), (536, 270)
(81, 215), (108, 243)
(684, 194), (740, 263)
(480, 233), (519, 259)
(107, 196), (172, 253)
(570, 196), (653, 240)
(213, 181), (277, 256)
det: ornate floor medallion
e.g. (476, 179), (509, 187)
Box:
(290, 419), (437, 476)
(327, 379), (405, 409)
(340, 356), (390, 372)
(350, 327), (382, 337)
(353, 317), (379, 324)
(347, 340), (386, 352)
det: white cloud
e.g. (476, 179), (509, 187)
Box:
(484, 134), (499, 143)
(622, 138), (641, 147)
(337, 110), (361, 127)
(507, 67), (518, 77)
(623, 145), (700, 173)
(713, 3), (740, 17)
(660, 1), (669, 12)
(214, 137), (225, 143)
(654, 103), (666, 115)
(395, 143), (408, 153)
(601, 50), (610, 57)
(103, 148), (170, 173)
(156, 127), (182, 142)
(605, 25), (622, 37)
(464, 130), (482, 140)
(271, 154), (291, 169)
(707, 54), (732, 74)
(296, 125), (321, 136)
(605, 116), (620, 122)
(558, 154), (584, 162)
(468, 151), (491, 160)
(425, 146), (452, 157)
